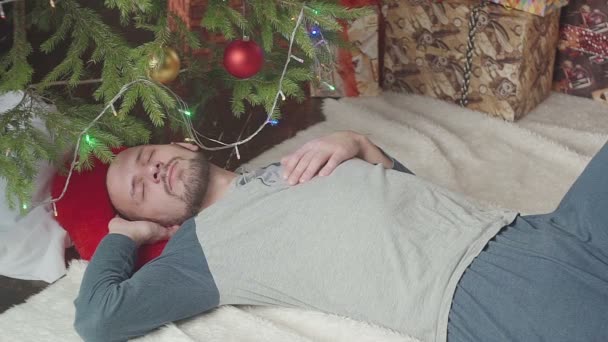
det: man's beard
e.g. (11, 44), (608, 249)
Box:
(160, 152), (210, 226)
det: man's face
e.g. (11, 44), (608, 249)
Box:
(106, 143), (210, 227)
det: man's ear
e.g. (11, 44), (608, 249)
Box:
(172, 142), (199, 152)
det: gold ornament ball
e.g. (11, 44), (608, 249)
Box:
(148, 48), (181, 84)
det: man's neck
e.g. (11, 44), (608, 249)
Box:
(200, 164), (238, 210)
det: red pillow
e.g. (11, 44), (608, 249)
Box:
(51, 148), (166, 269)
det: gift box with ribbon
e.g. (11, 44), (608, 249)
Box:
(310, 0), (381, 97)
(383, 0), (561, 121)
(553, 0), (608, 105)
(487, 0), (568, 16)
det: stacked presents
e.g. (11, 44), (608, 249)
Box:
(317, 0), (607, 122)
(314, 0), (577, 121)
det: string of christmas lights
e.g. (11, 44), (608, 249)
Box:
(307, 14), (338, 95)
(316, 28), (337, 92)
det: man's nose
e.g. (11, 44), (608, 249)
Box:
(145, 162), (163, 184)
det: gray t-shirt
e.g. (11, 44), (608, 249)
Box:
(74, 158), (517, 342)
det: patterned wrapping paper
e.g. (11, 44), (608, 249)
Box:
(383, 0), (561, 121)
(553, 0), (608, 105)
(310, 1), (381, 97)
(487, 0), (568, 16)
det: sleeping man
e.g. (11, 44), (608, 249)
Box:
(74, 130), (608, 342)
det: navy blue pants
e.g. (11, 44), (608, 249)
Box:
(448, 142), (608, 342)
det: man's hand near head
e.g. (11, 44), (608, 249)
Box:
(281, 131), (393, 185)
(109, 216), (180, 246)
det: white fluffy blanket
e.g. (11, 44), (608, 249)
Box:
(1, 92), (607, 341)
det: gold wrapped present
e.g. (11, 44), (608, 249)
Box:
(487, 0), (568, 16)
(383, 0), (560, 121)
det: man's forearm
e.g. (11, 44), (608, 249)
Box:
(74, 234), (139, 341)
(73, 221), (220, 342)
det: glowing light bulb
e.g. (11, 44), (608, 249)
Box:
(323, 82), (336, 91)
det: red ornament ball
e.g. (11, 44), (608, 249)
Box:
(223, 39), (264, 79)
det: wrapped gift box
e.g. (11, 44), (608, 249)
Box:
(310, 0), (381, 97)
(487, 0), (568, 16)
(383, 0), (561, 121)
(553, 0), (608, 105)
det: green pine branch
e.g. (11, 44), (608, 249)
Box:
(0, 0), (370, 210)
(0, 0), (33, 92)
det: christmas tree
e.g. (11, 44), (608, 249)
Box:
(0, 0), (369, 211)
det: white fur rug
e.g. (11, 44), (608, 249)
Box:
(1, 92), (607, 342)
